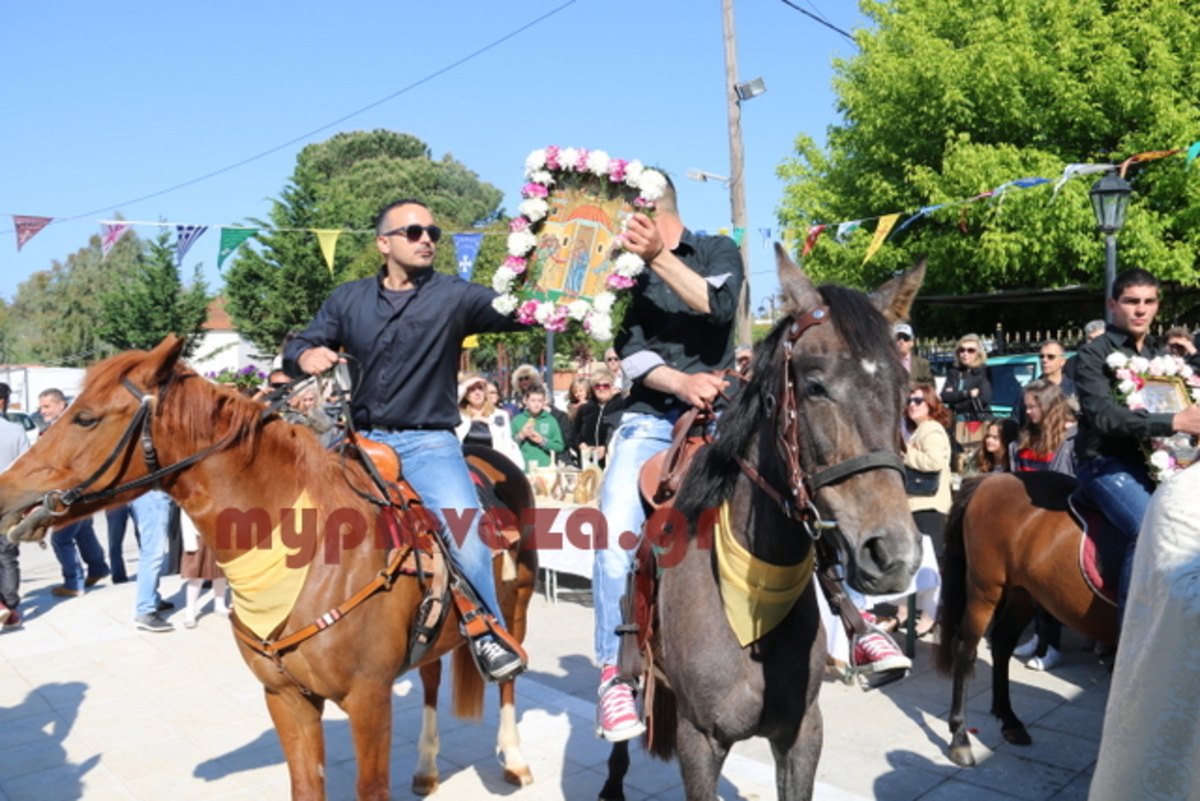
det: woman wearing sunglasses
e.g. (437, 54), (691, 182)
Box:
(940, 333), (992, 464)
(572, 368), (624, 469)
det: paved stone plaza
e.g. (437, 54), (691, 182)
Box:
(0, 537), (1110, 799)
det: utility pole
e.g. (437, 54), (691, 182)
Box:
(722, 0), (752, 347)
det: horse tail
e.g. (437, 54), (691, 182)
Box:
(935, 475), (986, 676)
(645, 682), (678, 761)
(450, 644), (485, 720)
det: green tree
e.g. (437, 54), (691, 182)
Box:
(97, 228), (211, 356)
(778, 0), (1200, 333)
(224, 129), (505, 352)
(5, 226), (143, 366)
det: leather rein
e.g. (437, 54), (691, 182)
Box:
(735, 305), (905, 536)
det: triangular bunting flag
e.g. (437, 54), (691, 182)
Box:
(452, 232), (484, 281)
(717, 227), (730, 237)
(861, 214), (899, 266)
(894, 204), (945, 236)
(217, 227), (257, 270)
(13, 215), (52, 251)
(801, 224), (826, 257)
(1051, 164), (1112, 199)
(732, 227), (745, 247)
(175, 224), (208, 266)
(694, 229), (709, 237)
(100, 222), (130, 257)
(835, 220), (861, 243)
(1187, 142), (1200, 169)
(758, 228), (772, 247)
(313, 230), (342, 274)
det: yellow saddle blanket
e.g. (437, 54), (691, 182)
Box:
(217, 490), (315, 639)
(715, 501), (815, 647)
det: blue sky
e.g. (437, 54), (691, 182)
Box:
(1, 0), (866, 316)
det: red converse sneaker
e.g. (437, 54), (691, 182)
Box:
(596, 666), (646, 742)
(853, 630), (912, 674)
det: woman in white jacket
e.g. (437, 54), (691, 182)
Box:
(455, 375), (524, 469)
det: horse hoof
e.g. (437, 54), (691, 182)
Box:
(949, 746), (976, 767)
(412, 774), (439, 795)
(504, 766), (534, 787)
(1003, 726), (1032, 746)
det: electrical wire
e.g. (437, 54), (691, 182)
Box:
(779, 0), (854, 41)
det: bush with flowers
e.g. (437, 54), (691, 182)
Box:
(491, 146), (669, 341)
(1106, 351), (1200, 481)
(205, 365), (267, 392)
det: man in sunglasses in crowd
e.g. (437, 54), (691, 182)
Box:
(284, 198), (528, 682)
(1013, 339), (1077, 424)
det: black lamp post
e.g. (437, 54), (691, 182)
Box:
(1089, 171), (1133, 323)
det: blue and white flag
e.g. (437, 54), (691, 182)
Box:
(452, 232), (484, 281)
(175, 224), (208, 266)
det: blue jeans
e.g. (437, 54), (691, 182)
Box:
(51, 517), (109, 591)
(593, 412), (677, 666)
(1076, 456), (1156, 619)
(105, 504), (137, 583)
(131, 491), (171, 617)
(365, 429), (505, 626)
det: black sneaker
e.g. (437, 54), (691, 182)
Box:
(135, 613), (174, 633)
(473, 636), (525, 682)
(157, 600), (175, 612)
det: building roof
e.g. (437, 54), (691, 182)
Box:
(203, 297), (233, 331)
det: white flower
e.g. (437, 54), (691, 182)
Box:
(492, 294), (519, 315)
(1106, 352), (1130, 370)
(625, 160), (645, 187)
(492, 266), (515, 293)
(1129, 356), (1151, 374)
(585, 311), (613, 341)
(613, 251), (646, 278)
(592, 291), (616, 314)
(560, 148), (580, 171)
(1150, 450), (1172, 473)
(638, 169), (668, 201)
(1182, 364), (1194, 379)
(529, 169), (554, 186)
(507, 230), (537, 257)
(567, 299), (590, 321)
(518, 198), (549, 222)
(533, 302), (558, 325)
(1157, 356), (1179, 377)
(1192, 387), (1200, 403)
(586, 150), (611, 176)
(524, 149), (547, 176)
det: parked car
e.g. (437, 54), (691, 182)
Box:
(4, 411), (40, 447)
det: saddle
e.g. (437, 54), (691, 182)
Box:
(1067, 488), (1122, 607)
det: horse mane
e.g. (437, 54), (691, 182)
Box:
(675, 284), (896, 523)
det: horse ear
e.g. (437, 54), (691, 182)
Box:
(775, 243), (822, 313)
(870, 255), (927, 323)
(144, 334), (187, 386)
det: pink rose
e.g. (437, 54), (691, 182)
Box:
(504, 256), (527, 275)
(509, 217), (529, 233)
(575, 148), (590, 172)
(516, 300), (540, 325)
(608, 158), (627, 182)
(606, 274), (636, 290)
(521, 182), (549, 199)
(544, 309), (570, 333)
(1132, 375), (1145, 390)
(545, 145), (561, 170)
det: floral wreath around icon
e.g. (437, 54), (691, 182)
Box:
(1107, 351), (1200, 481)
(490, 146), (668, 341)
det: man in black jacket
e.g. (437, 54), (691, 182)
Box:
(1074, 268), (1200, 620)
(285, 198), (528, 682)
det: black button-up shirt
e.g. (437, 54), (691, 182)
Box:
(1074, 325), (1197, 463)
(615, 229), (744, 416)
(284, 268), (523, 431)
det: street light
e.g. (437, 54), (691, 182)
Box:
(686, 168), (730, 184)
(1089, 171), (1133, 323)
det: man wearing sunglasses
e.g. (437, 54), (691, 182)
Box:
(592, 175), (744, 741)
(284, 198), (529, 682)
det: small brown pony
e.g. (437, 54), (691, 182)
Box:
(935, 471), (1118, 767)
(0, 336), (537, 800)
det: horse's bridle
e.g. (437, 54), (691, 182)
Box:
(31, 376), (237, 518)
(737, 305), (905, 534)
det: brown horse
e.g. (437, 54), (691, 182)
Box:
(601, 246), (927, 801)
(935, 471), (1119, 767)
(0, 336), (537, 800)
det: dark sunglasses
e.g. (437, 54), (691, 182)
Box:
(593, 383), (612, 390)
(907, 396), (926, 405)
(895, 334), (912, 342)
(605, 357), (620, 363)
(269, 382), (290, 390)
(381, 224), (442, 243)
(1039, 353), (1060, 360)
(957, 346), (978, 354)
